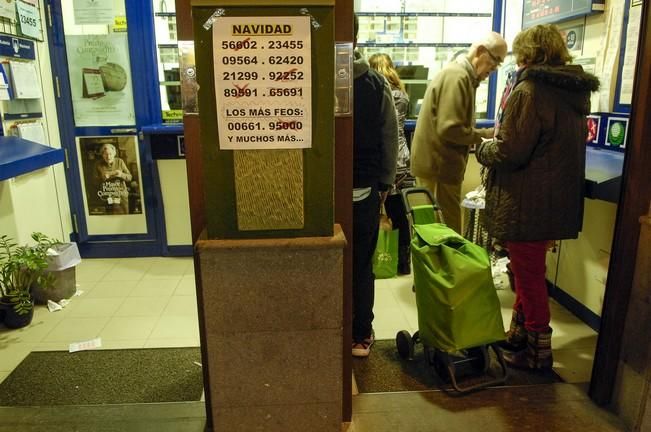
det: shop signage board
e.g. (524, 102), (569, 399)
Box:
(212, 15), (312, 150)
(522, 0), (605, 28)
(0, 34), (36, 60)
(16, 0), (42, 41)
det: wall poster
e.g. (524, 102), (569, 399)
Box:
(65, 34), (136, 127)
(212, 16), (312, 150)
(78, 136), (143, 216)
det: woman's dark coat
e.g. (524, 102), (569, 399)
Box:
(476, 65), (600, 241)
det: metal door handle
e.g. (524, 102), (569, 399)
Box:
(110, 128), (137, 134)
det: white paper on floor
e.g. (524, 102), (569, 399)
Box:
(69, 337), (102, 353)
(47, 298), (71, 312)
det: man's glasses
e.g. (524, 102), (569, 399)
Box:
(485, 49), (503, 66)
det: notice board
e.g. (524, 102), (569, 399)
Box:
(193, 5), (334, 239)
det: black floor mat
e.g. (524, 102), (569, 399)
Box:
(353, 339), (562, 393)
(0, 348), (204, 406)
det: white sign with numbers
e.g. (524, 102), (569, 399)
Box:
(213, 16), (312, 150)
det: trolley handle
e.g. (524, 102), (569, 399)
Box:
(400, 187), (440, 215)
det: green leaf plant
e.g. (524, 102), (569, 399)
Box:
(0, 233), (61, 315)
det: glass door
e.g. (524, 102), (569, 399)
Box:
(47, 0), (163, 255)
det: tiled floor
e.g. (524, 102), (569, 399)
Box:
(0, 257), (199, 384)
(0, 256), (597, 386)
(0, 257), (610, 431)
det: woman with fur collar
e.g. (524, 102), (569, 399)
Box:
(477, 24), (600, 370)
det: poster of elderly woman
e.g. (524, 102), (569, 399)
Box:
(79, 136), (143, 216)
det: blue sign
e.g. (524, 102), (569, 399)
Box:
(0, 34), (36, 60)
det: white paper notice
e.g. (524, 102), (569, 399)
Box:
(619, 5), (642, 105)
(9, 61), (41, 99)
(72, 0), (115, 25)
(0, 0), (15, 21)
(17, 122), (46, 144)
(69, 337), (102, 353)
(213, 16), (312, 150)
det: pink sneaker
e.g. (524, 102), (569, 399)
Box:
(352, 334), (375, 357)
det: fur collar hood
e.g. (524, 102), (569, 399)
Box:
(518, 65), (600, 115)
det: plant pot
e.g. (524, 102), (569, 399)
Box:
(2, 301), (34, 329)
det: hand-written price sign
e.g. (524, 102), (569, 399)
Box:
(213, 16), (312, 150)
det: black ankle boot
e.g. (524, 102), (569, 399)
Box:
(398, 245), (411, 275)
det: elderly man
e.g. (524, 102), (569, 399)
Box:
(410, 32), (507, 234)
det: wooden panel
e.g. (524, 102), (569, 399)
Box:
(334, 0), (354, 423)
(174, 0), (193, 41)
(590, 2), (651, 406)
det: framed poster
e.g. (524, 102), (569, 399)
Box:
(78, 136), (143, 216)
(586, 115), (601, 145)
(212, 16), (312, 150)
(65, 34), (136, 126)
(605, 116), (629, 149)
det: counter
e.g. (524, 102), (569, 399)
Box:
(0, 136), (64, 181)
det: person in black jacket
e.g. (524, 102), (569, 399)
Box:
(351, 14), (399, 357)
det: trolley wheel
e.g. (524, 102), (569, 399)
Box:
(396, 330), (414, 359)
(424, 345), (436, 365)
(467, 345), (490, 373)
(432, 350), (451, 382)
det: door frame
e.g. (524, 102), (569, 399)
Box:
(589, 0), (651, 406)
(45, 0), (167, 257)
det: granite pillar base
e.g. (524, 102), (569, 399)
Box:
(195, 225), (346, 432)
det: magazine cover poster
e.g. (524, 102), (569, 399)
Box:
(79, 136), (143, 216)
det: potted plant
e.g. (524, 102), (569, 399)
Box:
(0, 233), (56, 329)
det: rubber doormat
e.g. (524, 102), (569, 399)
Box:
(352, 339), (562, 393)
(0, 348), (204, 406)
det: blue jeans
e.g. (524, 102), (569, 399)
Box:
(352, 187), (381, 342)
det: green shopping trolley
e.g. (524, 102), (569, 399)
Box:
(395, 187), (508, 393)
